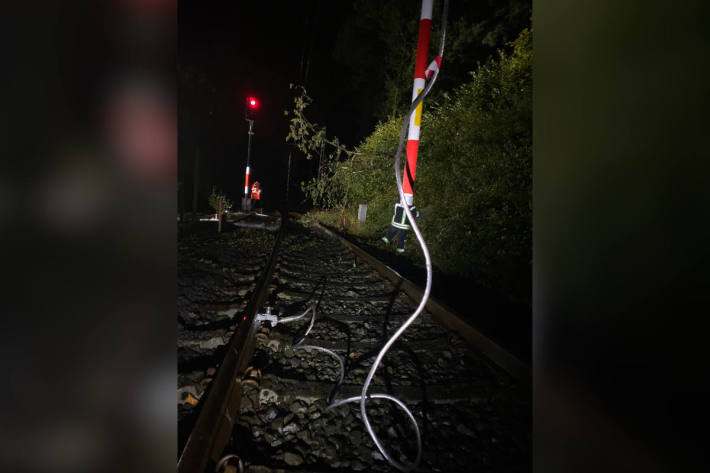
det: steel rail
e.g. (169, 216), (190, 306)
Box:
(178, 212), (286, 473)
(312, 221), (530, 382)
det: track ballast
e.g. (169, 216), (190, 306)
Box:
(220, 218), (530, 473)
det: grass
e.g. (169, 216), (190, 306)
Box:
(301, 208), (426, 268)
(301, 209), (382, 239)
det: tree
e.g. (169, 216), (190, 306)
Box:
(332, 0), (531, 123)
(311, 28), (532, 304)
(178, 63), (216, 214)
(285, 85), (357, 209)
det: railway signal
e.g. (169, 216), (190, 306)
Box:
(246, 96), (259, 118)
(242, 95), (259, 211)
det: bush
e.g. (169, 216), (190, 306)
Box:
(208, 187), (232, 215)
(417, 28), (532, 302)
(333, 117), (404, 229)
(333, 29), (532, 303)
(295, 29), (531, 304)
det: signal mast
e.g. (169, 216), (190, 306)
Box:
(242, 95), (259, 211)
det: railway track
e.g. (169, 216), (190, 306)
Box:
(179, 213), (530, 473)
(178, 214), (280, 459)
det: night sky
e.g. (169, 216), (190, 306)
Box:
(179, 0), (368, 211)
(178, 0), (530, 211)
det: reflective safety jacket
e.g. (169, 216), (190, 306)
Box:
(390, 203), (419, 230)
(251, 182), (261, 200)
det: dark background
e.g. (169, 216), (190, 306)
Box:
(178, 0), (530, 212)
(178, 0), (374, 212)
(1, 1), (708, 473)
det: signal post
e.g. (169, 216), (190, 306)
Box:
(242, 96), (259, 211)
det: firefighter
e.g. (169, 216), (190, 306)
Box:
(381, 201), (420, 253)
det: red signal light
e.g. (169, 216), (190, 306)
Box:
(247, 96), (258, 109)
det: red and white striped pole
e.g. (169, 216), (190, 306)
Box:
(244, 119), (254, 197)
(403, 0), (437, 207)
(242, 118), (255, 211)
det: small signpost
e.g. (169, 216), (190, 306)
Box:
(358, 204), (367, 223)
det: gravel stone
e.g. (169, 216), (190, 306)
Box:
(323, 446), (337, 461)
(289, 400), (306, 414)
(456, 424), (475, 437)
(281, 423), (298, 434)
(283, 452), (304, 466)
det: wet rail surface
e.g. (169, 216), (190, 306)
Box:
(180, 216), (530, 473)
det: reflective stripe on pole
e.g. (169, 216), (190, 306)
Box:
(403, 0), (433, 206)
(244, 166), (250, 196)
